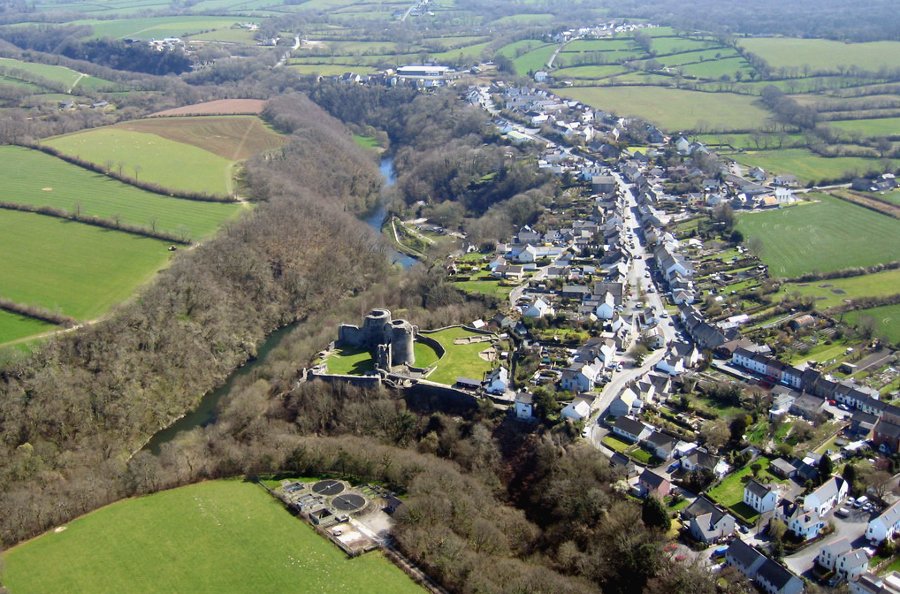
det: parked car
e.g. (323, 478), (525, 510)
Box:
(835, 507), (850, 518)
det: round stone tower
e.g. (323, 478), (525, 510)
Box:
(388, 319), (416, 366)
(363, 308), (392, 347)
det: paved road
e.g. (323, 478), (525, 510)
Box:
(585, 171), (679, 438)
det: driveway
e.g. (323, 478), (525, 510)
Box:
(783, 507), (873, 576)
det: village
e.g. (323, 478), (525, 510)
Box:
(306, 66), (900, 594)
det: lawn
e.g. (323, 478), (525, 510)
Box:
(845, 304), (900, 346)
(422, 326), (495, 385)
(738, 38), (900, 73)
(0, 309), (57, 347)
(735, 194), (900, 278)
(452, 278), (515, 299)
(776, 269), (900, 310)
(0, 209), (171, 320)
(553, 86), (770, 131)
(707, 458), (782, 511)
(45, 127), (237, 196)
(0, 146), (241, 239)
(1, 480), (422, 594)
(353, 134), (381, 150)
(326, 346), (375, 375)
(729, 148), (895, 184)
(602, 434), (633, 453)
(413, 341), (441, 368)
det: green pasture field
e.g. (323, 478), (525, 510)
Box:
(326, 346), (375, 375)
(422, 326), (495, 385)
(74, 16), (254, 40)
(776, 269), (900, 310)
(186, 27), (256, 43)
(32, 0), (170, 16)
(422, 35), (489, 50)
(429, 41), (491, 63)
(791, 94), (900, 111)
(491, 13), (553, 25)
(678, 56), (754, 80)
(0, 209), (171, 320)
(735, 194), (900, 278)
(845, 304), (900, 346)
(45, 127), (235, 196)
(696, 132), (805, 150)
(289, 63), (378, 76)
(508, 43), (555, 75)
(0, 57), (117, 92)
(554, 86), (770, 131)
(323, 40), (403, 54)
(563, 38), (637, 53)
(729, 148), (895, 184)
(656, 48), (740, 67)
(650, 36), (718, 55)
(1, 480), (422, 594)
(738, 38), (900, 73)
(552, 65), (626, 79)
(0, 75), (41, 91)
(0, 146), (241, 239)
(0, 310), (57, 348)
(828, 117), (900, 138)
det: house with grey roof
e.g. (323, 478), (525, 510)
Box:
(682, 496), (735, 544)
(744, 479), (779, 514)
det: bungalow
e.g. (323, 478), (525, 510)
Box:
(769, 458), (797, 480)
(612, 416), (651, 443)
(643, 431), (679, 460)
(744, 479), (779, 514)
(682, 497), (735, 544)
(514, 392), (535, 420)
(866, 499), (900, 545)
(681, 448), (729, 478)
(638, 469), (671, 499)
(803, 476), (848, 517)
(560, 363), (599, 392)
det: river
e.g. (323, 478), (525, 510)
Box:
(143, 156), (412, 453)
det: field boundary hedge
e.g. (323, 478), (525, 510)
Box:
(0, 201), (193, 245)
(22, 143), (238, 203)
(0, 297), (75, 327)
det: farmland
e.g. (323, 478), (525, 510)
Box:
(0, 57), (117, 92)
(735, 194), (900, 278)
(73, 16), (255, 40)
(0, 310), (57, 348)
(730, 149), (896, 184)
(776, 269), (900, 310)
(0, 146), (241, 239)
(738, 38), (900, 73)
(1, 480), (422, 594)
(554, 86), (770, 131)
(151, 99), (267, 117)
(45, 127), (236, 196)
(845, 304), (900, 346)
(0, 209), (171, 320)
(828, 117), (900, 139)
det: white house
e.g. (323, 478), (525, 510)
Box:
(560, 363), (599, 392)
(681, 448), (729, 478)
(744, 479), (779, 514)
(835, 549), (869, 581)
(598, 342), (617, 369)
(866, 499), (900, 545)
(561, 397), (592, 421)
(655, 351), (685, 376)
(782, 503), (826, 541)
(514, 392), (534, 420)
(609, 387), (639, 417)
(595, 291), (616, 320)
(524, 298), (554, 319)
(804, 476), (848, 517)
(484, 367), (510, 395)
(817, 537), (852, 571)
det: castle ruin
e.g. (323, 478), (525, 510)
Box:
(338, 308), (417, 370)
